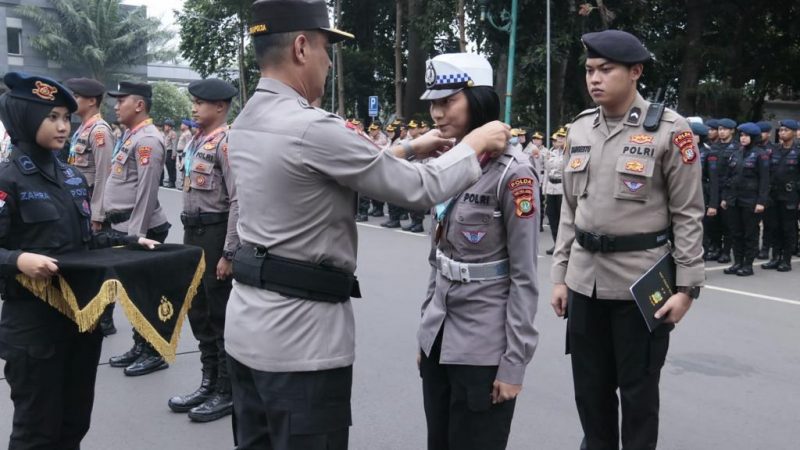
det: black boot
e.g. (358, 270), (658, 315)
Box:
(187, 388), (233, 423)
(368, 208), (384, 217)
(168, 373), (216, 413)
(355, 213), (368, 222)
(380, 218), (401, 228)
(777, 254), (792, 272)
(100, 317), (117, 336)
(761, 250), (782, 270)
(403, 222), (424, 233)
(704, 246), (720, 261)
(717, 250), (731, 264)
(109, 342), (143, 367)
(757, 247), (770, 260)
(124, 346), (169, 376)
(736, 260), (754, 276)
(545, 247), (555, 255)
(723, 258), (743, 275)
(399, 213), (409, 220)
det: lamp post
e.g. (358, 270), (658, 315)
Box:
(479, 0), (519, 125)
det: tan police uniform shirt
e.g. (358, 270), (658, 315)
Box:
(225, 78), (483, 373)
(102, 120), (168, 237)
(543, 147), (565, 196)
(552, 93), (705, 300)
(69, 114), (115, 222)
(183, 126), (239, 254)
(418, 147), (540, 385)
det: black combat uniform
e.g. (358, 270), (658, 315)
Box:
(713, 134), (739, 263)
(721, 124), (770, 276)
(0, 72), (139, 450)
(761, 125), (799, 272)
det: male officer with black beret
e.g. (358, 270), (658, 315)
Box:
(551, 29), (704, 450)
(64, 78), (117, 334)
(762, 119), (800, 271)
(167, 78), (240, 422)
(225, 1), (510, 448)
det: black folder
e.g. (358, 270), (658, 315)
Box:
(629, 252), (676, 332)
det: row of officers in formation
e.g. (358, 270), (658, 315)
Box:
(357, 116), (800, 276)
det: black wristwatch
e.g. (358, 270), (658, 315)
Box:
(223, 250), (235, 261)
(676, 286), (701, 300)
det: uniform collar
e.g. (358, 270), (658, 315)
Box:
(258, 78), (305, 100)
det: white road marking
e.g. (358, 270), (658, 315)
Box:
(703, 285), (800, 306)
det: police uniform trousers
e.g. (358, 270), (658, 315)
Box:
(0, 312), (103, 450)
(419, 328), (516, 450)
(718, 208), (734, 256)
(164, 150), (177, 186)
(183, 221), (231, 388)
(370, 198), (385, 213)
(765, 201), (798, 258)
(357, 194), (371, 216)
(387, 203), (406, 220)
(728, 206), (760, 262)
(545, 194), (563, 243)
(567, 289), (671, 450)
(228, 357), (352, 450)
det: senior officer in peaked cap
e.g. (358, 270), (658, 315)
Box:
(103, 81), (172, 376)
(167, 78), (240, 422)
(550, 29), (704, 450)
(224, 1), (510, 449)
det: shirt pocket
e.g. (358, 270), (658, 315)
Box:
(564, 154), (590, 197)
(190, 160), (215, 191)
(19, 200), (61, 224)
(451, 206), (501, 256)
(615, 156), (655, 202)
(72, 144), (90, 167)
(111, 150), (131, 180)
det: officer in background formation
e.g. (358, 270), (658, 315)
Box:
(706, 118), (720, 145)
(524, 131), (547, 232)
(163, 119), (178, 189)
(755, 121), (775, 260)
(712, 118), (739, 264)
(381, 122), (409, 228)
(543, 127), (566, 255)
(63, 78), (118, 335)
(695, 121), (722, 260)
(403, 119), (426, 233)
(226, 1), (509, 447)
(551, 30), (704, 449)
(0, 72), (156, 450)
(720, 122), (770, 276)
(366, 122), (388, 218)
(176, 118), (195, 189)
(761, 119), (799, 271)
(103, 81), (172, 376)
(167, 79), (239, 422)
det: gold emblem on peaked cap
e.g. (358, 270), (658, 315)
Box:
(158, 296), (174, 322)
(32, 81), (58, 101)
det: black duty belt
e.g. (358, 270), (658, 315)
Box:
(575, 227), (671, 253)
(548, 177), (562, 184)
(180, 211), (229, 227)
(106, 209), (133, 224)
(232, 243), (362, 304)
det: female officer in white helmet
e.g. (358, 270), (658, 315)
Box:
(416, 53), (540, 450)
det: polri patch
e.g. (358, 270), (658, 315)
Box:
(673, 131), (696, 164)
(138, 146), (152, 165)
(95, 131), (105, 146)
(462, 231), (486, 244)
(508, 177), (534, 191)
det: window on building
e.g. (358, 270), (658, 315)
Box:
(7, 28), (22, 55)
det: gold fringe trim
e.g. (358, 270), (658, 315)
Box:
(15, 252), (205, 362)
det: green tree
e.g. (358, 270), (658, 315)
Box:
(150, 82), (192, 126)
(15, 0), (172, 83)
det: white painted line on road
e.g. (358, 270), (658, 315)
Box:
(704, 285), (800, 306)
(705, 258), (800, 272)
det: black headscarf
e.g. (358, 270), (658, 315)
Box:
(0, 92), (62, 176)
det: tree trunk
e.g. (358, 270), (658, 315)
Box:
(457, 0), (466, 52)
(676, 0), (704, 115)
(335, 0), (345, 116)
(395, 0), (404, 118)
(404, 0), (427, 118)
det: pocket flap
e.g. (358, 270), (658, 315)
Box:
(455, 207), (493, 225)
(20, 201), (60, 223)
(191, 160), (214, 175)
(565, 154), (590, 172)
(616, 156), (655, 177)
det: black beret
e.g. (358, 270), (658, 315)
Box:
(164, 119), (175, 126)
(705, 119), (719, 129)
(756, 121), (772, 132)
(779, 119), (799, 131)
(581, 29), (652, 64)
(250, 0), (354, 43)
(690, 122), (709, 137)
(188, 78), (238, 102)
(718, 118), (737, 129)
(64, 78), (106, 97)
(3, 71), (77, 112)
(108, 81), (152, 99)
(737, 122), (761, 136)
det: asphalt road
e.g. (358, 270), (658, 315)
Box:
(1, 187), (798, 449)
